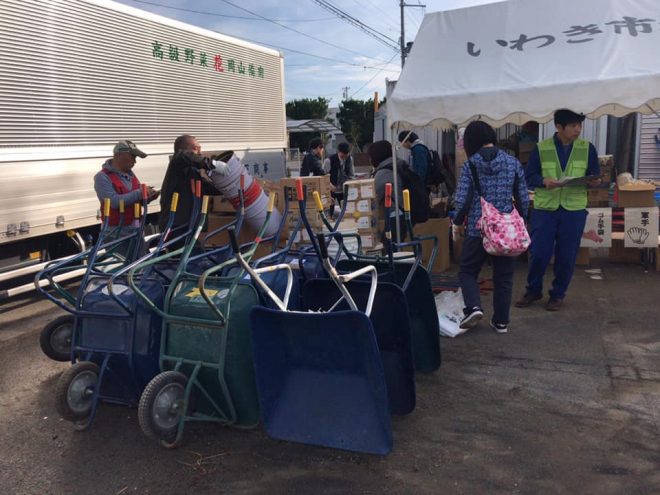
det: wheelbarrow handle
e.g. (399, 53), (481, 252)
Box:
(230, 228), (292, 311)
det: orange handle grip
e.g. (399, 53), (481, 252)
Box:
(384, 183), (392, 208)
(141, 184), (148, 200)
(103, 198), (110, 218)
(190, 178), (195, 194)
(201, 195), (210, 214)
(195, 180), (201, 198)
(296, 178), (304, 201)
(170, 192), (179, 212)
(134, 203), (141, 218)
(240, 174), (245, 190)
(119, 199), (125, 213)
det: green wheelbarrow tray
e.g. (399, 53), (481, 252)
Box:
(336, 259), (441, 373)
(164, 276), (261, 427)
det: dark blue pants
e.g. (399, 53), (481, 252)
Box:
(526, 207), (588, 300)
(459, 236), (517, 325)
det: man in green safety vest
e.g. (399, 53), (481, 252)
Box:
(515, 109), (601, 311)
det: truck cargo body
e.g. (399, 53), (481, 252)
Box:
(0, 0), (287, 291)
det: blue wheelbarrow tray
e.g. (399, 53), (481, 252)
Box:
(336, 259), (441, 373)
(249, 307), (392, 455)
(77, 277), (164, 400)
(303, 278), (415, 415)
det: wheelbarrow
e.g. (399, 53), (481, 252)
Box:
(234, 229), (393, 455)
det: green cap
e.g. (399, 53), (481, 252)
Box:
(113, 140), (147, 158)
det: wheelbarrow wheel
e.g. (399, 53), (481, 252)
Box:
(55, 361), (99, 422)
(139, 371), (188, 447)
(40, 315), (74, 361)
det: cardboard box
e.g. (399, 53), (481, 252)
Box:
(211, 195), (235, 214)
(280, 176), (332, 210)
(345, 199), (377, 218)
(587, 188), (609, 207)
(609, 239), (642, 264)
(413, 217), (451, 272)
(617, 188), (656, 208)
(205, 213), (274, 258)
(344, 178), (376, 201)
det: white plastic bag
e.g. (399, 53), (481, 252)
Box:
(434, 289), (467, 338)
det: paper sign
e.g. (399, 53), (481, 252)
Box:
(345, 201), (356, 214)
(357, 216), (373, 229)
(581, 208), (612, 248)
(360, 185), (375, 198)
(624, 207), (659, 248)
(346, 187), (359, 201)
(361, 234), (374, 248)
(357, 200), (371, 213)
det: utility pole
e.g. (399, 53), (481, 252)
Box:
(342, 86), (350, 100)
(400, 1), (426, 67)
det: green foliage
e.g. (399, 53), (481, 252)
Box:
(337, 99), (376, 149)
(286, 97), (330, 120)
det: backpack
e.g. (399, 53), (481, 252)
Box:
(381, 162), (431, 224)
(468, 161), (530, 256)
(425, 148), (446, 187)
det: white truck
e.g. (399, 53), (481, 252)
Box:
(0, 0), (288, 298)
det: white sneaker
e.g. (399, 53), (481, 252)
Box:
(490, 320), (508, 334)
(459, 307), (483, 329)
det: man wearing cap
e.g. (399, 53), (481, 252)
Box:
(93, 140), (159, 226)
(516, 109), (601, 311)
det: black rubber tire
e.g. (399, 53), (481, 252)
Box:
(138, 371), (188, 446)
(55, 361), (100, 422)
(40, 315), (74, 362)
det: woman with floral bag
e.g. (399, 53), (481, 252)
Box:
(452, 121), (530, 333)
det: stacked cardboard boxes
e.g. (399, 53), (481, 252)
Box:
(341, 178), (379, 250)
(278, 177), (331, 245)
(279, 176), (332, 211)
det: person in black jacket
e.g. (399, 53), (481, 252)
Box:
(299, 138), (325, 176)
(323, 142), (355, 201)
(158, 134), (220, 230)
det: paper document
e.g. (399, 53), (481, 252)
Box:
(556, 175), (600, 187)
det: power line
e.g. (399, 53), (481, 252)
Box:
(312, 0), (399, 51)
(217, 0), (394, 64)
(125, 0), (400, 70)
(129, 0), (334, 21)
(349, 0), (400, 33)
(349, 52), (399, 99)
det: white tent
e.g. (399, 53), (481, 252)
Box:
(389, 0), (660, 129)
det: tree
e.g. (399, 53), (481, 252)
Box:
(336, 98), (376, 149)
(286, 97), (330, 150)
(286, 97), (329, 120)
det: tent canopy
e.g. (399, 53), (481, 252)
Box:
(388, 0), (660, 129)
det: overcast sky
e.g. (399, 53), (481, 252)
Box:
(115, 0), (501, 106)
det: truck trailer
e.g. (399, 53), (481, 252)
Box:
(0, 0), (287, 297)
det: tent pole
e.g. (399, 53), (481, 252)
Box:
(390, 126), (401, 244)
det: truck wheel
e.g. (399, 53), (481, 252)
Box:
(139, 371), (188, 448)
(55, 361), (99, 423)
(40, 315), (74, 361)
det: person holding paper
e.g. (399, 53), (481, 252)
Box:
(516, 109), (601, 311)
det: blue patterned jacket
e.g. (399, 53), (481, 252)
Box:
(454, 147), (529, 237)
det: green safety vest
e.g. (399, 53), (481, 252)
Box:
(534, 137), (589, 211)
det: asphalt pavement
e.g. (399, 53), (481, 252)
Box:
(0, 263), (659, 494)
